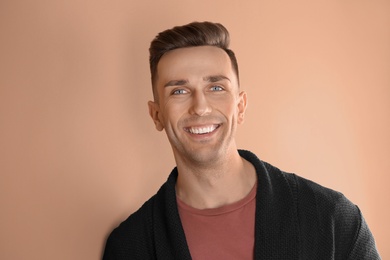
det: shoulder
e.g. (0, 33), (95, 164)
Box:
(239, 150), (357, 218)
(111, 196), (156, 238)
(292, 173), (356, 216)
(255, 157), (359, 222)
(103, 196), (157, 259)
(102, 169), (179, 259)
(286, 173), (380, 259)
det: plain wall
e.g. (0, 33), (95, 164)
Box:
(0, 0), (389, 259)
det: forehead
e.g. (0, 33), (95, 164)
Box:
(156, 46), (236, 85)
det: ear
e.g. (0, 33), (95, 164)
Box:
(237, 91), (247, 125)
(148, 101), (164, 131)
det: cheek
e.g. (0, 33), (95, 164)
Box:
(162, 102), (184, 125)
(217, 97), (238, 117)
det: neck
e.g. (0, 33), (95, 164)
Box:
(175, 150), (257, 209)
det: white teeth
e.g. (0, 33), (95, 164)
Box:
(188, 125), (217, 134)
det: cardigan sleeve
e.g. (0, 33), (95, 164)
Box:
(346, 207), (381, 260)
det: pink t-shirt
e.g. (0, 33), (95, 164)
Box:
(177, 183), (257, 260)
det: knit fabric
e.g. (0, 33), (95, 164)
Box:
(103, 150), (381, 259)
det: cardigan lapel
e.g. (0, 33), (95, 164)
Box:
(153, 168), (192, 260)
(239, 150), (300, 259)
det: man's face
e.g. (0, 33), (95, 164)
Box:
(148, 46), (247, 165)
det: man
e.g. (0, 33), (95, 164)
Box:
(103, 21), (380, 259)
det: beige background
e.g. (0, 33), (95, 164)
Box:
(1, 0), (389, 259)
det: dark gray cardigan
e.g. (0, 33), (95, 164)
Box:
(103, 150), (380, 259)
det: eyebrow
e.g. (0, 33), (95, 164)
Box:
(204, 75), (231, 83)
(164, 75), (230, 87)
(164, 79), (189, 88)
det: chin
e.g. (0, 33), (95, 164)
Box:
(186, 146), (227, 164)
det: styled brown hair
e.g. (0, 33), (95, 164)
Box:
(149, 21), (239, 100)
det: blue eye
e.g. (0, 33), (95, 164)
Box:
(172, 89), (187, 95)
(210, 85), (223, 91)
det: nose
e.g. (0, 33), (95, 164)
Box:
(189, 91), (212, 116)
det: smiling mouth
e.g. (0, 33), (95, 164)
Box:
(184, 124), (220, 135)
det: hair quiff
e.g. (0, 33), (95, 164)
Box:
(149, 21), (239, 100)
